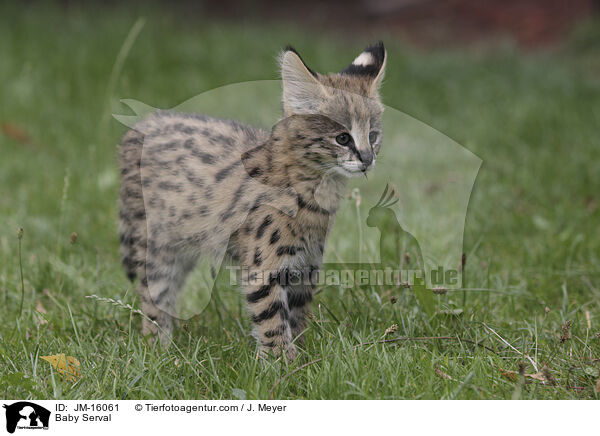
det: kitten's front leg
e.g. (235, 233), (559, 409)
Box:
(244, 269), (296, 360)
(287, 282), (314, 340)
(287, 244), (324, 339)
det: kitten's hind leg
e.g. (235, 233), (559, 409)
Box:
(136, 275), (174, 344)
(138, 249), (196, 345)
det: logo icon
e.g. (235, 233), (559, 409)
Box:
(3, 402), (50, 434)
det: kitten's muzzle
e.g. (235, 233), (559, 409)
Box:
(357, 149), (374, 170)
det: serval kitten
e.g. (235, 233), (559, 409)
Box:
(118, 42), (386, 358)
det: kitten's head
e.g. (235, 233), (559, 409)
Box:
(279, 42), (386, 177)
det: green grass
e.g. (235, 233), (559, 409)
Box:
(1, 3), (600, 399)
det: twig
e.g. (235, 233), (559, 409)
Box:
(483, 323), (538, 372)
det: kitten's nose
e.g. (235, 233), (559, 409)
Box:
(358, 150), (374, 168)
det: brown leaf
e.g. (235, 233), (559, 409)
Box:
(560, 320), (572, 343)
(595, 370), (600, 394)
(526, 371), (547, 382)
(2, 122), (32, 145)
(434, 367), (453, 380)
(500, 368), (519, 382)
(585, 195), (598, 213)
(35, 300), (47, 314)
(500, 368), (551, 384)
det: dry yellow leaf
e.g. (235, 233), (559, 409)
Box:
(40, 354), (81, 381)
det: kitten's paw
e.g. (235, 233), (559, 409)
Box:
(142, 317), (173, 347)
(291, 325), (308, 343)
(259, 342), (298, 361)
(283, 343), (298, 361)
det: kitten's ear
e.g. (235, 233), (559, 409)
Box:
(341, 41), (387, 95)
(280, 47), (329, 116)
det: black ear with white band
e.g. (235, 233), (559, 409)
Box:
(341, 41), (386, 78)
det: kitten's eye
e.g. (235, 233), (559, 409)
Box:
(369, 131), (379, 145)
(335, 133), (351, 146)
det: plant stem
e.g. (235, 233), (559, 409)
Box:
(18, 230), (25, 318)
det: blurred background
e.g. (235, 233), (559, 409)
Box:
(47, 0), (600, 46)
(166, 0), (600, 47)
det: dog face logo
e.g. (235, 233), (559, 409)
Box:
(3, 402), (50, 434)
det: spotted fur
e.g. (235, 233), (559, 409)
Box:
(118, 42), (387, 358)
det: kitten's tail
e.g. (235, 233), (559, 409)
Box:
(118, 129), (147, 282)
